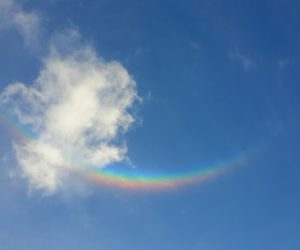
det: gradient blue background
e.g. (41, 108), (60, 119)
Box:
(1, 0), (300, 249)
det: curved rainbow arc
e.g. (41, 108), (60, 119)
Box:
(84, 153), (248, 191)
(86, 168), (222, 190)
(0, 110), (258, 191)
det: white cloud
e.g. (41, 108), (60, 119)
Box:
(278, 58), (292, 70)
(1, 33), (140, 195)
(0, 0), (40, 46)
(229, 50), (257, 72)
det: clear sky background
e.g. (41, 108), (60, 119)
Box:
(1, 0), (300, 249)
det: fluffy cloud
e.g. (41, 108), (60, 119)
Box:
(1, 36), (139, 194)
(0, 0), (40, 46)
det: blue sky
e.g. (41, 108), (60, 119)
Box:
(1, 0), (300, 249)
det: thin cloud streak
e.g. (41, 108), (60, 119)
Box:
(229, 50), (257, 72)
(0, 0), (40, 47)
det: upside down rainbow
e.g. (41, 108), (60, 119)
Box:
(0, 111), (258, 191)
(84, 153), (249, 190)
